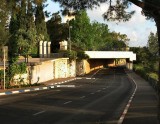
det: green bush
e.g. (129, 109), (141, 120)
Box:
(62, 50), (77, 60)
(0, 70), (3, 78)
(77, 51), (89, 60)
(147, 72), (158, 81)
(134, 64), (158, 81)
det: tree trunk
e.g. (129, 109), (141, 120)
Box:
(155, 15), (160, 122)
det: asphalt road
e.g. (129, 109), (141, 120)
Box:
(0, 67), (135, 124)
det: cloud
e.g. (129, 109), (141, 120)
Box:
(130, 31), (138, 42)
(87, 3), (109, 22)
(87, 3), (157, 47)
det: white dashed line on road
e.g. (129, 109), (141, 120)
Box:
(97, 90), (101, 92)
(90, 92), (95, 95)
(80, 96), (86, 99)
(117, 73), (137, 124)
(33, 110), (46, 116)
(64, 101), (72, 105)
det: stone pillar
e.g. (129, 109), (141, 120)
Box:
(126, 62), (133, 70)
(47, 42), (51, 57)
(129, 62), (133, 70)
(59, 40), (68, 50)
(63, 41), (68, 50)
(43, 41), (47, 58)
(39, 41), (43, 58)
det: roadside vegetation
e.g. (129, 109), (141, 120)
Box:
(131, 32), (158, 89)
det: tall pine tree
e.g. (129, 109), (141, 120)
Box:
(9, 0), (38, 57)
(0, 0), (9, 47)
(35, 2), (49, 41)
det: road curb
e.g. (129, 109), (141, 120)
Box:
(117, 71), (137, 124)
(0, 78), (77, 96)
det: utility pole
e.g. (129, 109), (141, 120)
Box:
(3, 46), (8, 90)
(68, 25), (72, 51)
(3, 47), (5, 90)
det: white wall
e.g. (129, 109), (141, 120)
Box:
(54, 58), (68, 79)
(30, 58), (76, 84)
(31, 61), (54, 84)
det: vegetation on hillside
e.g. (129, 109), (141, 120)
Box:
(131, 32), (158, 81)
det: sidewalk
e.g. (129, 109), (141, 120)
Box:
(122, 70), (159, 124)
(0, 77), (76, 96)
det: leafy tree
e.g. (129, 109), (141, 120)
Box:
(107, 32), (128, 50)
(70, 12), (128, 51)
(77, 51), (89, 60)
(19, 0), (27, 30)
(26, 0), (38, 55)
(137, 47), (152, 66)
(90, 22), (110, 50)
(47, 12), (67, 52)
(8, 1), (21, 56)
(70, 10), (92, 50)
(131, 46), (158, 75)
(147, 32), (159, 73)
(9, 0), (38, 57)
(0, 0), (10, 47)
(147, 32), (158, 57)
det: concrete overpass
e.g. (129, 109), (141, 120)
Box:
(85, 51), (136, 62)
(77, 51), (136, 75)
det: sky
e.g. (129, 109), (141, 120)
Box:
(45, 0), (157, 47)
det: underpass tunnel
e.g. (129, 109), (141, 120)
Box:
(83, 59), (127, 74)
(76, 58), (133, 76)
(82, 51), (136, 74)
(89, 59), (115, 69)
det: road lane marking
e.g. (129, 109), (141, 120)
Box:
(56, 85), (75, 88)
(117, 72), (137, 124)
(76, 77), (82, 79)
(34, 88), (40, 90)
(91, 78), (99, 83)
(0, 93), (5, 95)
(102, 87), (108, 90)
(24, 89), (30, 92)
(12, 91), (19, 94)
(42, 87), (48, 90)
(64, 101), (72, 105)
(97, 90), (101, 92)
(90, 92), (95, 95)
(33, 110), (45, 116)
(90, 68), (102, 78)
(86, 78), (92, 79)
(80, 96), (86, 99)
(50, 86), (55, 88)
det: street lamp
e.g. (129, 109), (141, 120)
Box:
(68, 26), (72, 51)
(3, 47), (5, 90)
(3, 46), (8, 90)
